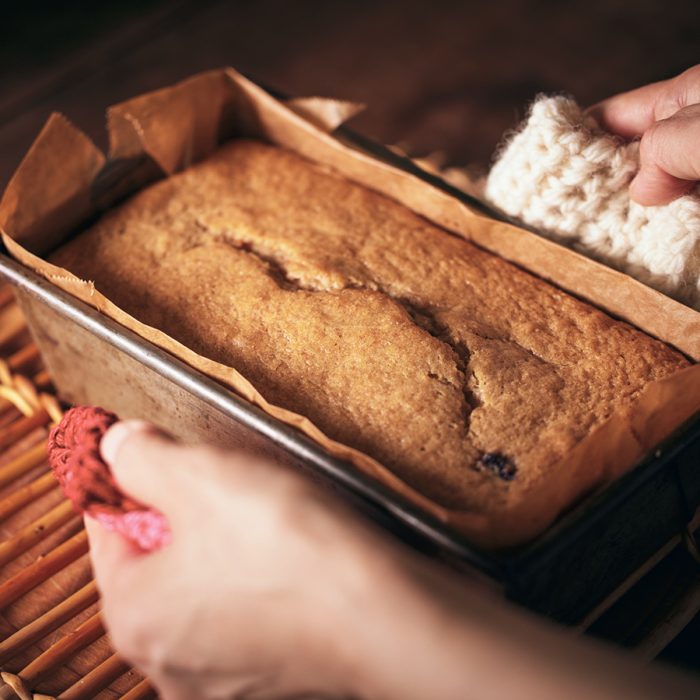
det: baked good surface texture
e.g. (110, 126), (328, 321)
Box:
(51, 139), (688, 522)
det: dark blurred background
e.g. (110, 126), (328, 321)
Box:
(2, 0), (699, 189)
(1, 0), (698, 671)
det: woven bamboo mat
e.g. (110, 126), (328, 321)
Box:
(0, 284), (155, 699)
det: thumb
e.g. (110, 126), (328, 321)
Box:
(629, 162), (693, 207)
(100, 420), (183, 514)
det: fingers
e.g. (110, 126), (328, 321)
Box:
(86, 422), (181, 602)
(84, 515), (134, 601)
(628, 162), (694, 207)
(590, 65), (700, 138)
(85, 515), (132, 569)
(590, 78), (672, 137)
(629, 104), (700, 205)
(100, 420), (184, 513)
(85, 514), (174, 670)
(589, 66), (700, 206)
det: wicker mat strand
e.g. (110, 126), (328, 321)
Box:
(0, 285), (156, 699)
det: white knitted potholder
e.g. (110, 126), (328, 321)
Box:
(484, 96), (700, 310)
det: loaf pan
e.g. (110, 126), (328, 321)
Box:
(1, 118), (698, 624)
(1, 69), (698, 624)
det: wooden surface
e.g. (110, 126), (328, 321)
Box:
(1, 0), (698, 676)
(2, 0), (700, 186)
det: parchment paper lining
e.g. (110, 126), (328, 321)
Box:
(1, 69), (698, 548)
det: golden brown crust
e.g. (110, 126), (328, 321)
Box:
(51, 139), (689, 514)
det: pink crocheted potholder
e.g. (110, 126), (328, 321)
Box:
(47, 406), (171, 552)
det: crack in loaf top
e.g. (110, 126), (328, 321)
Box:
(50, 139), (688, 514)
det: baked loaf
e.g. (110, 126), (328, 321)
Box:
(51, 139), (688, 517)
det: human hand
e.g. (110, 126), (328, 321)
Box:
(85, 420), (395, 699)
(590, 65), (700, 206)
(87, 420), (496, 700)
